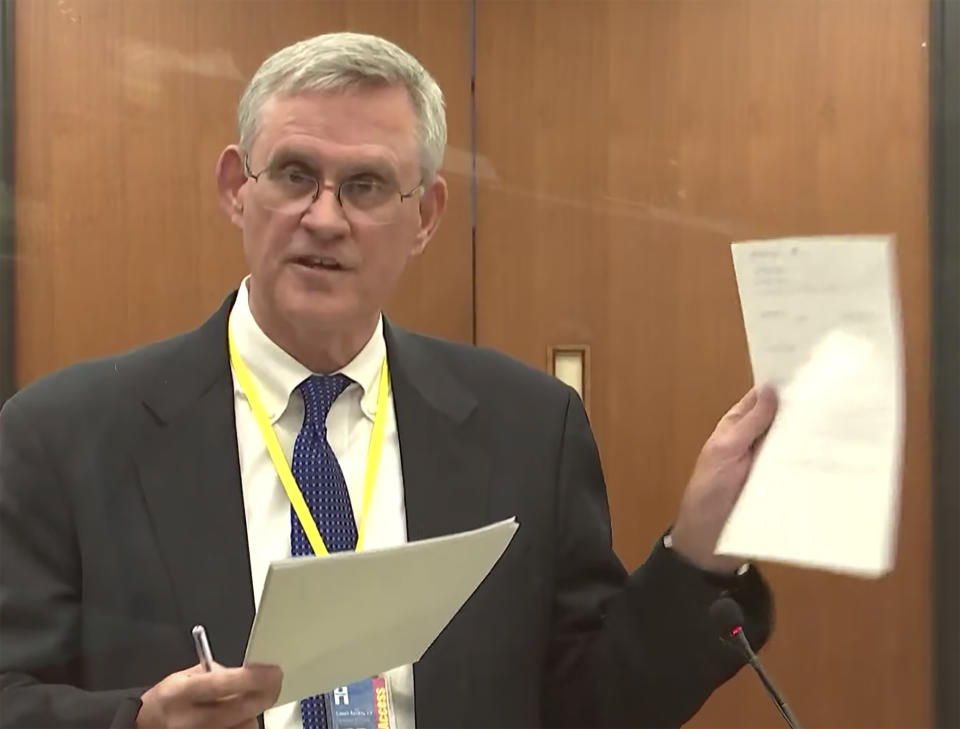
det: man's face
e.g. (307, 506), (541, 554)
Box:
(219, 86), (446, 336)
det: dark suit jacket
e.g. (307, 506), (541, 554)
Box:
(0, 294), (772, 729)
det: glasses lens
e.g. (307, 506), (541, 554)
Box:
(254, 165), (318, 215)
(340, 179), (402, 225)
(247, 163), (416, 224)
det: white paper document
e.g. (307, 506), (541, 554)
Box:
(717, 236), (904, 577)
(245, 518), (519, 707)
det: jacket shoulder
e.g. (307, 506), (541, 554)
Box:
(4, 331), (194, 421)
(397, 330), (576, 407)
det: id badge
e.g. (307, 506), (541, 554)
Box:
(326, 676), (394, 729)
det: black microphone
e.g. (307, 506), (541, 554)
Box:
(709, 596), (803, 729)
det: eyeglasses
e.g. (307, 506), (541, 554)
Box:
(243, 157), (423, 225)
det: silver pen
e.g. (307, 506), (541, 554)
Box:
(191, 625), (215, 672)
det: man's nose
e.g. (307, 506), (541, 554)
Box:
(300, 184), (350, 233)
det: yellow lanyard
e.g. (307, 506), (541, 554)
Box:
(228, 324), (390, 556)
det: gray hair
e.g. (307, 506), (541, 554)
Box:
(238, 32), (447, 181)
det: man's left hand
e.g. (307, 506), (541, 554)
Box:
(669, 386), (778, 574)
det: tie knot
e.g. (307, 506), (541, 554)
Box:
(298, 374), (353, 433)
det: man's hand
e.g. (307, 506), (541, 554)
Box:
(670, 386), (778, 574)
(135, 662), (283, 729)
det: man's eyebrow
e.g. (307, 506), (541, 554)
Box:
(264, 147), (399, 179)
(266, 148), (318, 170)
(341, 161), (396, 179)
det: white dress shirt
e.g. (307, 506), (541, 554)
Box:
(229, 279), (415, 729)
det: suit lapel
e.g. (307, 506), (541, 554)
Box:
(132, 294), (255, 667)
(129, 308), (489, 719)
(384, 322), (489, 729)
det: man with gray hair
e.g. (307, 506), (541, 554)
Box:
(0, 32), (776, 729)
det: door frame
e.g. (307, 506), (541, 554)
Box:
(0, 0), (14, 407)
(931, 1), (960, 726)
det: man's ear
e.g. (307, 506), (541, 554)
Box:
(411, 174), (448, 257)
(216, 145), (247, 229)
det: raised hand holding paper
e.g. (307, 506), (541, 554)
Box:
(718, 236), (904, 577)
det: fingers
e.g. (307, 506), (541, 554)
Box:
(719, 386), (777, 448)
(139, 663), (282, 729)
(725, 387), (759, 420)
(167, 665), (280, 728)
(739, 386), (778, 443)
(203, 689), (279, 728)
(183, 662), (213, 677)
(179, 664), (281, 704)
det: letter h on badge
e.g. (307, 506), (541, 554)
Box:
(333, 686), (350, 706)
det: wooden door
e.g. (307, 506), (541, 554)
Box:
(14, 0), (474, 386)
(475, 1), (932, 726)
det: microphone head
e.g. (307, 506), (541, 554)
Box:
(709, 595), (746, 640)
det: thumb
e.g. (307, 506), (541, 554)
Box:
(737, 386), (778, 446)
(722, 388), (759, 423)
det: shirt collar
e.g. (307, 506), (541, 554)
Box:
(229, 277), (386, 425)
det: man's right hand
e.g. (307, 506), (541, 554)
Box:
(135, 663), (283, 729)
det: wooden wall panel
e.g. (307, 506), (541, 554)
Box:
(475, 1), (931, 727)
(14, 0), (473, 386)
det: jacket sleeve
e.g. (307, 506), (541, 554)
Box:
(541, 389), (773, 728)
(0, 396), (146, 728)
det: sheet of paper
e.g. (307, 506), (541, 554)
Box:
(245, 518), (519, 707)
(717, 236), (904, 577)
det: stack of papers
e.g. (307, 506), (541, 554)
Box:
(244, 518), (518, 707)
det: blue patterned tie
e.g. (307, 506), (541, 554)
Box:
(292, 374), (356, 729)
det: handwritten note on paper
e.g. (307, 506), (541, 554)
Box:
(716, 236), (904, 577)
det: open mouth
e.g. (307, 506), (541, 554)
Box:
(292, 256), (345, 272)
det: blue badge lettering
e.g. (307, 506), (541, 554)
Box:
(326, 677), (391, 729)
